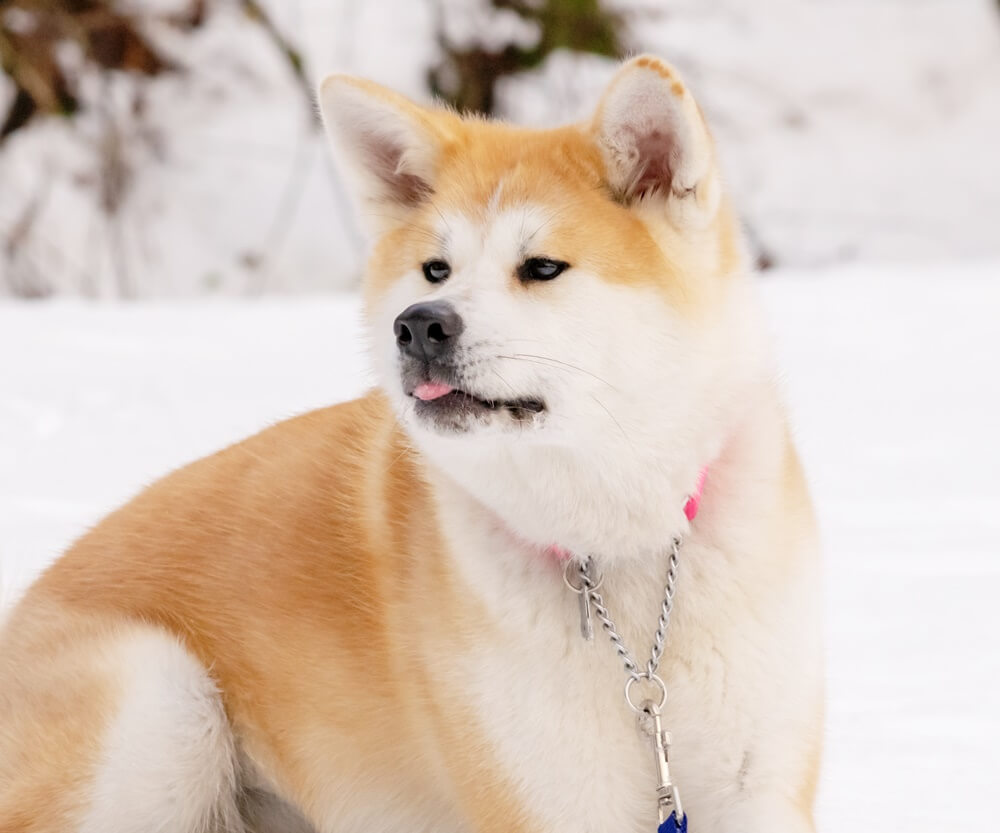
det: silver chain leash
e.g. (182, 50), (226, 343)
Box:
(564, 536), (681, 680)
(563, 536), (685, 828)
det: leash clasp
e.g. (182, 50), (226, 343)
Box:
(641, 700), (684, 826)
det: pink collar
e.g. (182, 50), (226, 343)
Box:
(683, 465), (708, 522)
(547, 466), (708, 562)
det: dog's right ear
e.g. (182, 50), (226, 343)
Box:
(318, 77), (449, 229)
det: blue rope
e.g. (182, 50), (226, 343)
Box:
(657, 812), (687, 833)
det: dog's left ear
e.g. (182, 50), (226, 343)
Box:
(592, 55), (720, 227)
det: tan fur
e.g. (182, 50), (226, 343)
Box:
(362, 105), (737, 317)
(0, 606), (118, 831)
(1, 394), (532, 829)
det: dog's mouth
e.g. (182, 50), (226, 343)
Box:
(407, 380), (545, 425)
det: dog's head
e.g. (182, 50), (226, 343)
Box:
(319, 56), (763, 559)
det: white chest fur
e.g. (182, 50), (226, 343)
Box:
(430, 450), (822, 833)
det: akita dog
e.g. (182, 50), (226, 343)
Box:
(0, 55), (823, 832)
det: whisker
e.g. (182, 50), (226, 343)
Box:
(387, 403), (419, 468)
(499, 353), (618, 391)
(358, 214), (443, 245)
(589, 394), (634, 451)
(490, 368), (519, 399)
(490, 369), (525, 436)
(525, 203), (572, 244)
(429, 202), (453, 239)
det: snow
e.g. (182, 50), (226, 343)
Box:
(2, 262), (999, 829)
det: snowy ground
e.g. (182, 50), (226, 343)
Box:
(1, 263), (998, 830)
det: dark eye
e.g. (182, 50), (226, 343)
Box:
(518, 257), (568, 282)
(422, 260), (451, 283)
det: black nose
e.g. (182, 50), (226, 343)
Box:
(393, 301), (464, 361)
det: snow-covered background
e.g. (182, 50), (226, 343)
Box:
(1, 0), (998, 830)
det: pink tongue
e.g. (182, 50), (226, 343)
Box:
(413, 381), (455, 401)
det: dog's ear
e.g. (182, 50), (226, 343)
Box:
(591, 55), (720, 227)
(318, 76), (449, 227)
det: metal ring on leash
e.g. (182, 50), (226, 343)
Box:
(624, 671), (668, 714)
(562, 558), (603, 594)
